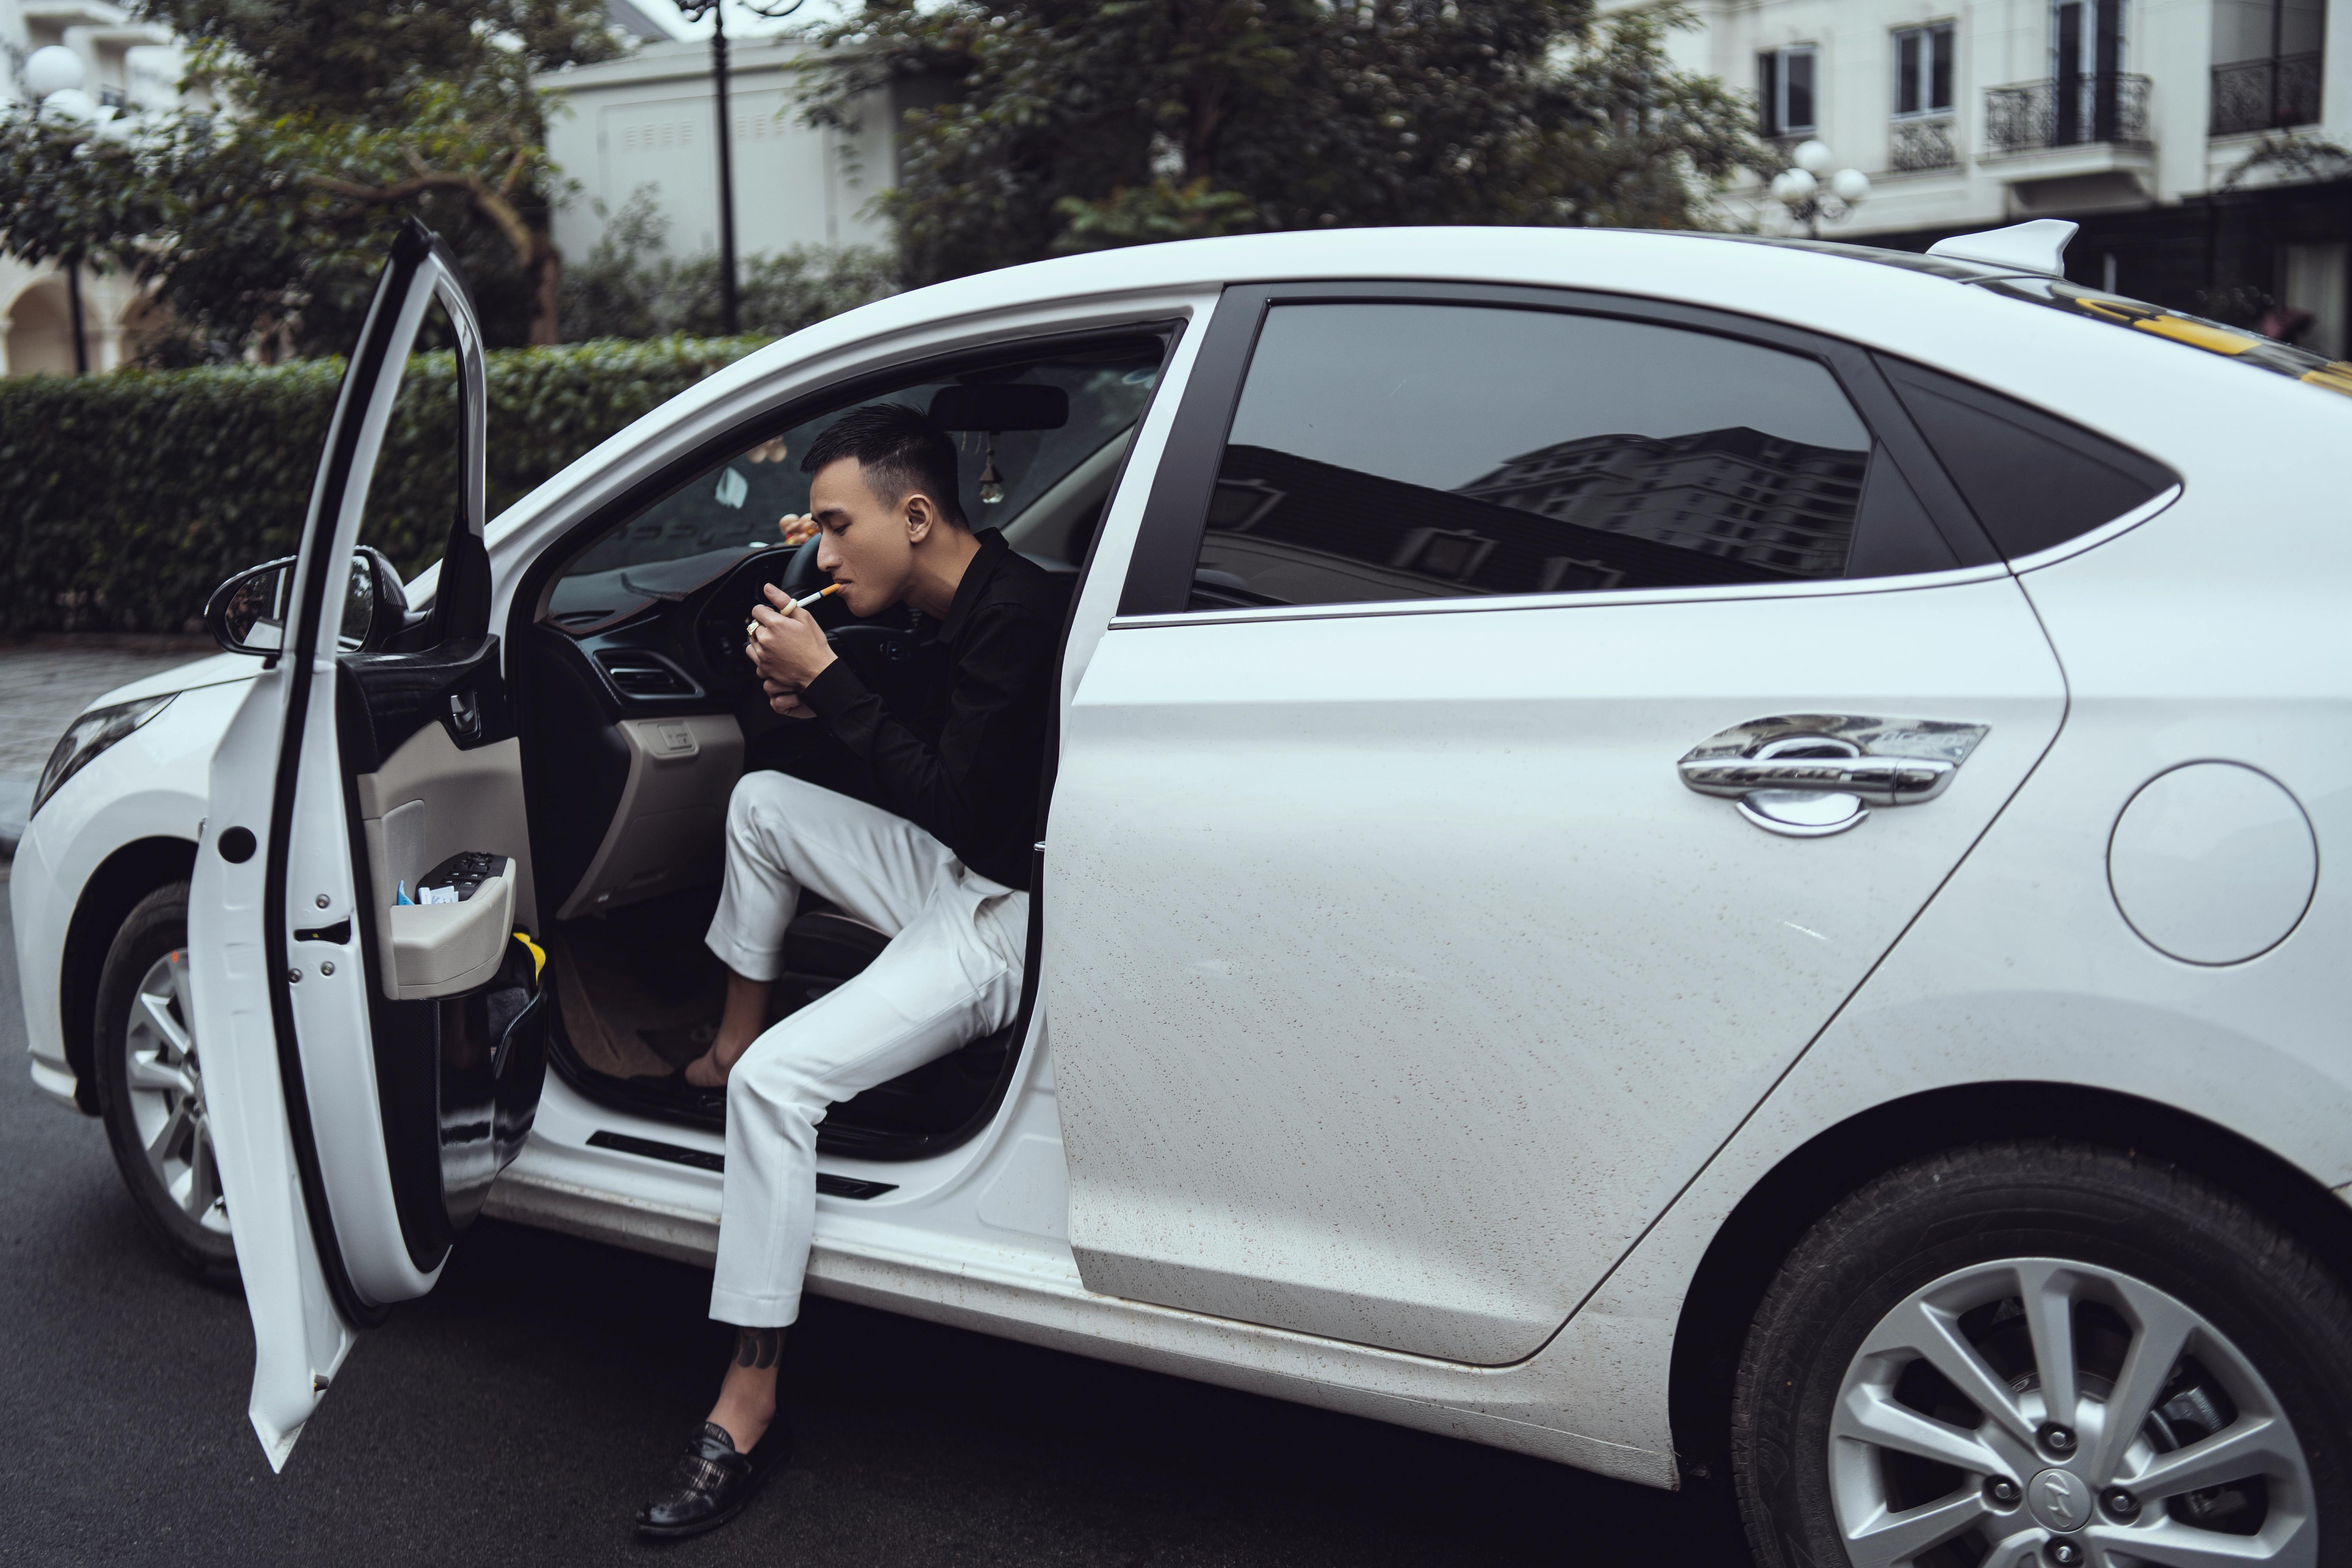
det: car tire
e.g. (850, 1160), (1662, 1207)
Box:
(91, 881), (238, 1290)
(1733, 1140), (2352, 1568)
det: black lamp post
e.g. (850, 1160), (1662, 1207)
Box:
(671, 0), (805, 335)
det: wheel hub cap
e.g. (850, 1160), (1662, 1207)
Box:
(123, 948), (228, 1236)
(2026, 1468), (2091, 1533)
(1826, 1256), (2316, 1568)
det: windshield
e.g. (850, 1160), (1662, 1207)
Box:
(547, 344), (1164, 632)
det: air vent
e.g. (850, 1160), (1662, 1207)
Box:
(593, 648), (700, 698)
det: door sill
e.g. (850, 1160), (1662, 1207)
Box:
(543, 988), (1026, 1163)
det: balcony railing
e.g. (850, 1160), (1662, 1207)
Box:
(1985, 73), (2151, 154)
(1889, 116), (1957, 172)
(2210, 52), (2322, 136)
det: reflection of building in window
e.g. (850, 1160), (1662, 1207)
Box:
(1390, 527), (1495, 581)
(1455, 426), (1866, 579)
(1207, 476), (1287, 532)
(1197, 444), (1812, 611)
(1539, 555), (1626, 593)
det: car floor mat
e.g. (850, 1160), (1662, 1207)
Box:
(542, 923), (720, 1079)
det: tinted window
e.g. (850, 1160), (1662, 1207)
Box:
(1879, 357), (2177, 559)
(1188, 303), (1880, 610)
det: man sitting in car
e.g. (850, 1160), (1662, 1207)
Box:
(635, 403), (1066, 1539)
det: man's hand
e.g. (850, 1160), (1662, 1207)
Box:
(762, 677), (816, 720)
(745, 583), (836, 715)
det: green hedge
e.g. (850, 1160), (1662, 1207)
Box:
(0, 335), (770, 635)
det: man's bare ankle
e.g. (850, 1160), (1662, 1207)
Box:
(709, 1409), (771, 1452)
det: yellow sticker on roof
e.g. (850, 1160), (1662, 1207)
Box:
(2130, 316), (2259, 355)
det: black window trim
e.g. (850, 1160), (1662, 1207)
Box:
(1116, 279), (1998, 619)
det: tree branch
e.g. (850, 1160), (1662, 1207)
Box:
(303, 169), (536, 265)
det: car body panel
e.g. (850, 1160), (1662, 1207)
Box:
(80, 651), (262, 710)
(1049, 573), (2066, 1363)
(10, 677), (250, 1104)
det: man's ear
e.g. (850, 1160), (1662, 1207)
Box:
(902, 491), (939, 545)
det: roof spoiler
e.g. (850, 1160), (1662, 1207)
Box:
(1927, 219), (2078, 277)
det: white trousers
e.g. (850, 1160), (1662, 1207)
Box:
(703, 770), (1027, 1327)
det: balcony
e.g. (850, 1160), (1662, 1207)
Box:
(2210, 53), (2322, 136)
(1985, 73), (2152, 154)
(1889, 116), (1958, 172)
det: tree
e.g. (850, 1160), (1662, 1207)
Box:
(561, 187), (898, 340)
(137, 0), (621, 347)
(0, 0), (619, 360)
(802, 0), (1766, 283)
(136, 0), (618, 123)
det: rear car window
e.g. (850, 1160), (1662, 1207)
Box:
(1878, 357), (2179, 560)
(1185, 302), (1900, 611)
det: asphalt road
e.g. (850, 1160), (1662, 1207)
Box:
(0, 886), (1755, 1566)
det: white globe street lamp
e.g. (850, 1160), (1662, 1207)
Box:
(1771, 140), (1870, 238)
(22, 44), (84, 99)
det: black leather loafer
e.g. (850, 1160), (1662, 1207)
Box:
(634, 1419), (788, 1540)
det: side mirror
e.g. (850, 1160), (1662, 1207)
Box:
(205, 548), (412, 657)
(203, 556), (295, 656)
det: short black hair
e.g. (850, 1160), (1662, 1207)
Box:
(800, 403), (966, 525)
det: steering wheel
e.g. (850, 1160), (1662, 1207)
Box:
(693, 539), (937, 711)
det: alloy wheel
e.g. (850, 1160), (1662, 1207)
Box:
(121, 949), (228, 1237)
(1830, 1256), (2315, 1567)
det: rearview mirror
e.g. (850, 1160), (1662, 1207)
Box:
(205, 548), (412, 657)
(928, 384), (1069, 431)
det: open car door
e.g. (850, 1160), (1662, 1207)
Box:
(189, 221), (545, 1467)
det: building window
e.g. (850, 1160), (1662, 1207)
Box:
(2210, 0), (2325, 134)
(1894, 24), (1955, 116)
(1757, 45), (1820, 137)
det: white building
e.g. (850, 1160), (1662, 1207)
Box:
(0, 0), (185, 375)
(542, 25), (897, 267)
(1642, 0), (2352, 355)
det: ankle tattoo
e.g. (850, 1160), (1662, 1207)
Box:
(733, 1327), (783, 1370)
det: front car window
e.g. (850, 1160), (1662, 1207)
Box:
(1189, 303), (1878, 611)
(548, 343), (1164, 632)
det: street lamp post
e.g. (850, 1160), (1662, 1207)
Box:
(672, 0), (804, 336)
(1769, 140), (1871, 239)
(24, 45), (95, 372)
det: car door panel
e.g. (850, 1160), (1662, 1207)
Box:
(1052, 572), (2065, 1366)
(190, 222), (540, 1466)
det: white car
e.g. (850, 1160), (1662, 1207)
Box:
(17, 216), (2352, 1568)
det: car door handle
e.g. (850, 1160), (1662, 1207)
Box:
(1677, 747), (1956, 807)
(1677, 716), (1990, 838)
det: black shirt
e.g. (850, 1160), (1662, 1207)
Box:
(799, 529), (1067, 890)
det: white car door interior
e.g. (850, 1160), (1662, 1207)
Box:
(191, 221), (543, 1466)
(1046, 286), (2168, 1365)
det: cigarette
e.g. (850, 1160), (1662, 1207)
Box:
(748, 582), (841, 642)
